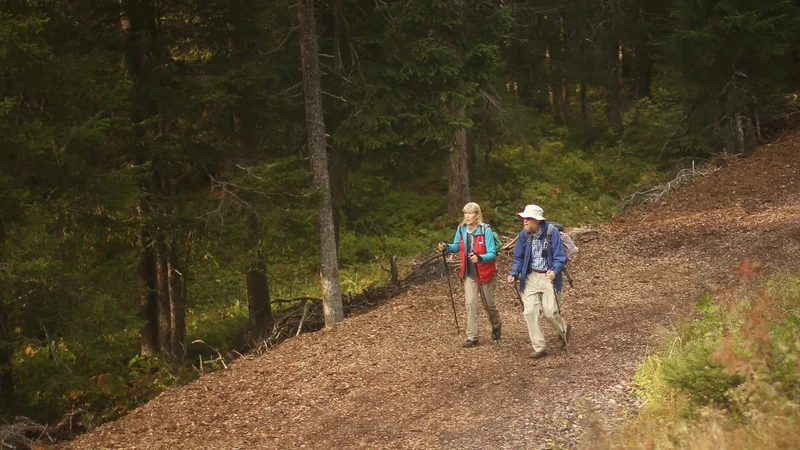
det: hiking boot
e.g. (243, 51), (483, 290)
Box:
(462, 339), (479, 348)
(491, 325), (502, 341)
(529, 349), (548, 359)
(556, 323), (572, 349)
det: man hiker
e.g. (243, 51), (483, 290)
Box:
(438, 202), (502, 347)
(507, 204), (572, 359)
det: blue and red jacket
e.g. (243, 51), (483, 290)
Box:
(444, 223), (497, 283)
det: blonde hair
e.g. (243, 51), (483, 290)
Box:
(461, 202), (484, 226)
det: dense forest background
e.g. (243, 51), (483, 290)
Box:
(1, 0), (799, 427)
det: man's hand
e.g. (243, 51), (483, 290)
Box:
(507, 275), (517, 283)
(546, 270), (556, 281)
(468, 253), (480, 263)
(437, 242), (447, 252)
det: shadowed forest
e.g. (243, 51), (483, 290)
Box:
(1, 0), (800, 447)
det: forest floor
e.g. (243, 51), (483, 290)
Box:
(62, 134), (800, 450)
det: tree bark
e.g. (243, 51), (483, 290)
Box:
(298, 0), (345, 327)
(122, 0), (185, 361)
(618, 42), (625, 89)
(0, 221), (13, 409)
(245, 212), (273, 346)
(0, 306), (12, 410)
(137, 226), (158, 356)
(580, 78), (590, 128)
(559, 10), (569, 123)
(122, 0), (167, 357)
(447, 106), (470, 217)
(546, 46), (559, 124)
(224, 2), (274, 344)
(167, 240), (184, 361)
(605, 38), (623, 130)
(153, 228), (171, 357)
(735, 112), (746, 154)
(634, 46), (652, 99)
(333, 0), (346, 71)
(633, 0), (653, 99)
(466, 117), (476, 177)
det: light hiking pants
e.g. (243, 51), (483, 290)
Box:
(464, 277), (501, 341)
(522, 272), (566, 352)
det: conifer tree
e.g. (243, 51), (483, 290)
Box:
(298, 0), (345, 326)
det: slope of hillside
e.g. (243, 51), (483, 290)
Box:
(63, 135), (800, 449)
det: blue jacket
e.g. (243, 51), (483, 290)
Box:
(509, 221), (567, 292)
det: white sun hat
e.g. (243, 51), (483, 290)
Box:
(518, 204), (546, 221)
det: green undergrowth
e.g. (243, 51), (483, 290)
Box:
(588, 267), (800, 449)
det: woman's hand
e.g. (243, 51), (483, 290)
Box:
(437, 242), (447, 252)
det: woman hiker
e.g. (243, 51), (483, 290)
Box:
(437, 202), (502, 347)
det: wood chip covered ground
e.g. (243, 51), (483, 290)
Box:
(62, 135), (800, 449)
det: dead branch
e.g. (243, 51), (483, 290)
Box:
(190, 340), (228, 370)
(502, 235), (518, 252)
(622, 157), (733, 209)
(295, 300), (311, 337)
(48, 408), (85, 439)
(270, 296), (321, 305)
(39, 319), (72, 375)
(0, 417), (53, 449)
(378, 254), (400, 286)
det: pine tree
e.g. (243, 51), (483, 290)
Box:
(669, 0), (800, 152)
(298, 0), (345, 327)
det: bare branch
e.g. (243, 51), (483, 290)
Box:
(267, 26), (299, 55)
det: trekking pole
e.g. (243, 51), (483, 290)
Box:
(563, 267), (574, 289)
(511, 278), (524, 309)
(551, 280), (570, 348)
(441, 248), (460, 334)
(472, 255), (500, 343)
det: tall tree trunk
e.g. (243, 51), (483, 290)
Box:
(580, 78), (590, 128)
(156, 163), (185, 362)
(0, 307), (11, 410)
(167, 240), (184, 360)
(605, 38), (623, 130)
(559, 10), (569, 123)
(634, 46), (652, 99)
(225, 2), (273, 344)
(245, 212), (273, 346)
(333, 0), (345, 71)
(137, 226), (158, 356)
(298, 0), (344, 327)
(465, 109), (476, 178)
(153, 228), (171, 357)
(538, 15), (560, 123)
(546, 47), (559, 124)
(735, 112), (746, 154)
(447, 106), (470, 216)
(123, 0), (184, 360)
(122, 0), (166, 356)
(0, 221), (13, 409)
(633, 1), (652, 99)
(618, 42), (625, 89)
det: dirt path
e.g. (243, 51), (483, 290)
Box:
(64, 135), (800, 449)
